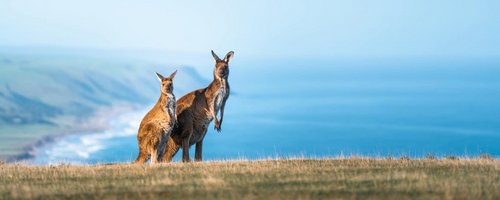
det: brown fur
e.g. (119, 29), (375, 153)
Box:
(161, 50), (234, 162)
(134, 70), (177, 164)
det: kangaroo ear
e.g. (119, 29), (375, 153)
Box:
(211, 50), (221, 61)
(224, 51), (234, 63)
(155, 72), (164, 82)
(168, 70), (177, 79)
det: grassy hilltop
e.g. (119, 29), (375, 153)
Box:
(0, 158), (498, 199)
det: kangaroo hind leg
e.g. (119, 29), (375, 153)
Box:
(160, 138), (180, 163)
(150, 148), (158, 164)
(195, 140), (203, 162)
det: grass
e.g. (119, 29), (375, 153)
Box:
(0, 158), (498, 199)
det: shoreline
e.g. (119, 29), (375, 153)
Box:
(6, 104), (146, 163)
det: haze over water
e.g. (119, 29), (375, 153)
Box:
(33, 57), (500, 164)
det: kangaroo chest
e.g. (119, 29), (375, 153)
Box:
(158, 121), (173, 136)
(188, 86), (227, 145)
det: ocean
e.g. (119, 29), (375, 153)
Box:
(32, 58), (500, 164)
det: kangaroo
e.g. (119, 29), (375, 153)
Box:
(161, 50), (234, 162)
(134, 70), (177, 164)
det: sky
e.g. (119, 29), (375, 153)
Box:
(1, 0), (499, 59)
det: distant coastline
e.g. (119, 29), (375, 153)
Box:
(0, 51), (206, 163)
(8, 104), (144, 163)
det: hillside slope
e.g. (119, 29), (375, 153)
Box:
(0, 52), (205, 160)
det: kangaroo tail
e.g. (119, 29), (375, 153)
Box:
(134, 149), (149, 164)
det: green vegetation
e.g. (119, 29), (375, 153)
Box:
(0, 53), (153, 160)
(0, 53), (202, 160)
(0, 158), (498, 199)
(0, 54), (159, 122)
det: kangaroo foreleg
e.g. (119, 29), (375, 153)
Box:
(217, 98), (228, 132)
(211, 102), (221, 132)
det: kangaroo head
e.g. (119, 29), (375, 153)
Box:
(211, 50), (234, 80)
(155, 70), (177, 95)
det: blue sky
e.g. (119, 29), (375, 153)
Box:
(1, 0), (499, 58)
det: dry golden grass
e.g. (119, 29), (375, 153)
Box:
(0, 158), (498, 200)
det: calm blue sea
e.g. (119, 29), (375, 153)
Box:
(32, 58), (500, 164)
